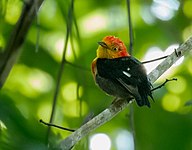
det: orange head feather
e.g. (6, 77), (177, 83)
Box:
(96, 36), (129, 59)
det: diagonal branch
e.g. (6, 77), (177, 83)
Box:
(0, 0), (44, 88)
(58, 36), (192, 150)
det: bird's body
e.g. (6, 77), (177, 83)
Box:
(91, 36), (153, 107)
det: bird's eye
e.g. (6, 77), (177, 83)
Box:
(112, 47), (118, 51)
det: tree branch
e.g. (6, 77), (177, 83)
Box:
(0, 0), (44, 88)
(58, 36), (192, 150)
(126, 1), (136, 148)
(46, 0), (75, 144)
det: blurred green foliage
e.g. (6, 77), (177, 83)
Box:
(0, 0), (192, 150)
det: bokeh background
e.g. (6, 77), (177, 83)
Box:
(0, 0), (192, 150)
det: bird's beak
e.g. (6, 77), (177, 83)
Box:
(98, 41), (109, 49)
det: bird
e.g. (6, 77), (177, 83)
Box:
(91, 35), (154, 107)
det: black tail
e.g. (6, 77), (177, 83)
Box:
(136, 81), (154, 108)
(135, 97), (151, 107)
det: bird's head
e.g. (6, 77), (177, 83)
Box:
(96, 36), (129, 59)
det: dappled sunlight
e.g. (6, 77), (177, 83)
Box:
(61, 81), (87, 117)
(167, 76), (187, 94)
(151, 0), (180, 21)
(54, 38), (80, 62)
(183, 0), (192, 18)
(39, 0), (57, 20)
(141, 5), (155, 25)
(65, 39), (80, 62)
(28, 69), (54, 93)
(151, 3), (174, 21)
(79, 10), (107, 36)
(37, 102), (52, 121)
(5, 0), (22, 24)
(4, 64), (53, 97)
(38, 0), (65, 30)
(80, 10), (107, 35)
(29, 30), (80, 63)
(182, 25), (192, 41)
(116, 130), (134, 150)
(0, 120), (7, 130)
(162, 94), (181, 112)
(62, 100), (88, 117)
(54, 38), (64, 61)
(141, 0), (180, 24)
(142, 46), (164, 74)
(153, 0), (180, 10)
(89, 133), (111, 150)
(1, 0), (192, 149)
(40, 31), (64, 62)
(187, 59), (192, 75)
(79, 6), (131, 37)
(61, 82), (83, 102)
(143, 44), (183, 81)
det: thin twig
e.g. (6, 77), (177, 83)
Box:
(127, 0), (134, 54)
(151, 78), (177, 92)
(57, 36), (192, 150)
(40, 119), (75, 132)
(126, 0), (136, 148)
(35, 0), (40, 53)
(142, 55), (168, 64)
(148, 38), (191, 83)
(46, 0), (74, 144)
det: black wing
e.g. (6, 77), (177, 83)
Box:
(96, 56), (153, 107)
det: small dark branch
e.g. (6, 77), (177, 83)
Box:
(127, 0), (134, 54)
(126, 1), (136, 149)
(47, 0), (74, 144)
(129, 104), (136, 144)
(35, 0), (40, 53)
(40, 119), (75, 132)
(142, 55), (168, 64)
(142, 46), (183, 64)
(151, 78), (177, 92)
(142, 46), (182, 64)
